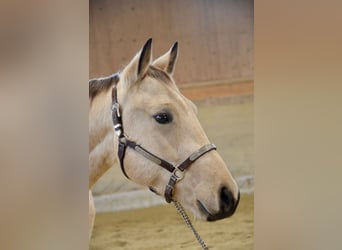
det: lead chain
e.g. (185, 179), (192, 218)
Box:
(173, 200), (209, 250)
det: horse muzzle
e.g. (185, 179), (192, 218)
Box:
(197, 187), (240, 221)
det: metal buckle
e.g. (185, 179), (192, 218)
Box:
(172, 168), (185, 181)
(111, 102), (121, 117)
(113, 124), (122, 137)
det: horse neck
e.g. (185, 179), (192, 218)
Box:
(89, 90), (114, 150)
(89, 89), (119, 188)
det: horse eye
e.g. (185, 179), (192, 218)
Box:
(153, 112), (173, 124)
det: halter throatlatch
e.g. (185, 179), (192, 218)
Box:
(111, 85), (216, 203)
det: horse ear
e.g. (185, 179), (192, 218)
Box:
(153, 41), (178, 75)
(138, 38), (153, 77)
(123, 38), (152, 83)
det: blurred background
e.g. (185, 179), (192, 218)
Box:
(90, 0), (254, 212)
(1, 0), (341, 249)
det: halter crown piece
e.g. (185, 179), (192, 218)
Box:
(111, 84), (216, 203)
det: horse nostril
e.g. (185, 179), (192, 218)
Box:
(220, 186), (239, 216)
(221, 187), (240, 215)
(220, 187), (234, 211)
(201, 187), (240, 221)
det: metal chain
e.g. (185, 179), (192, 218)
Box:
(173, 200), (209, 250)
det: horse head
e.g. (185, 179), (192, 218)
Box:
(113, 39), (239, 221)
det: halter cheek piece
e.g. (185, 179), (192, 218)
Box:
(111, 85), (216, 203)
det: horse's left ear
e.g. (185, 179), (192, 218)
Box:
(153, 42), (178, 75)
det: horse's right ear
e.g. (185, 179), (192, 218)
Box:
(122, 38), (152, 85)
(153, 41), (178, 75)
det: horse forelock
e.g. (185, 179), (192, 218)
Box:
(121, 65), (172, 86)
(89, 73), (120, 102)
(146, 66), (172, 84)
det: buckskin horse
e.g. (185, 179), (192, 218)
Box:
(89, 38), (240, 240)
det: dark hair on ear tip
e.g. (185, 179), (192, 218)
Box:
(138, 38), (153, 75)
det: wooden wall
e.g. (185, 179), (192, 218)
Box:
(90, 0), (253, 85)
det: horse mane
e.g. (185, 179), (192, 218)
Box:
(89, 73), (120, 101)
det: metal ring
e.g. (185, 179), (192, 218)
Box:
(173, 168), (185, 181)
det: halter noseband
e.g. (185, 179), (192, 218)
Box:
(111, 85), (216, 203)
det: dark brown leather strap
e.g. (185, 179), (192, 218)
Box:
(165, 174), (178, 203)
(118, 140), (129, 179)
(112, 85), (129, 178)
(111, 86), (123, 137)
(178, 144), (216, 171)
(125, 139), (176, 173)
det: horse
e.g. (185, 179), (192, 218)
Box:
(89, 38), (240, 240)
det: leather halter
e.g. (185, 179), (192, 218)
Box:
(111, 85), (216, 203)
